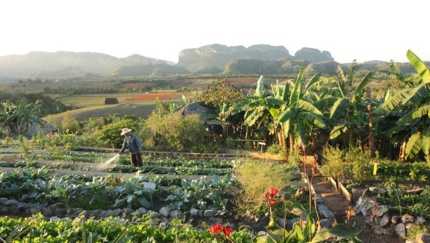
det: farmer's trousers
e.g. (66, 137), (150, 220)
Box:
(130, 153), (143, 167)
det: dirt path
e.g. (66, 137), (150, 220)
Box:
(311, 171), (404, 243)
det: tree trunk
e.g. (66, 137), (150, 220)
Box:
(400, 137), (407, 162)
(289, 134), (295, 155)
(311, 134), (317, 154)
(367, 88), (376, 156)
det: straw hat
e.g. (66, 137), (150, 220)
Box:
(121, 128), (132, 135)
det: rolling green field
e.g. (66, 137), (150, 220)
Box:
(47, 92), (193, 121)
(2, 76), (266, 122)
(43, 103), (158, 121)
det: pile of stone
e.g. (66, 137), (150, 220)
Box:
(353, 188), (430, 243)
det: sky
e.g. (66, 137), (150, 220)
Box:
(1, 0), (429, 64)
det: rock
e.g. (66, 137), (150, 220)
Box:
(392, 215), (400, 224)
(320, 219), (333, 229)
(111, 209), (122, 217)
(203, 210), (215, 217)
(416, 216), (426, 225)
(190, 208), (199, 217)
(395, 223), (406, 238)
(170, 210), (183, 218)
(317, 204), (334, 220)
(402, 214), (415, 224)
(377, 214), (390, 227)
(286, 218), (300, 231)
(159, 207), (171, 217)
(50, 216), (61, 222)
(135, 207), (147, 217)
(353, 196), (378, 216)
(416, 233), (430, 243)
(315, 193), (324, 203)
(374, 225), (395, 235)
(351, 188), (367, 202)
(376, 205), (389, 217)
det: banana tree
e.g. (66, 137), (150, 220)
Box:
(277, 67), (326, 155)
(0, 100), (42, 136)
(375, 50), (430, 161)
(328, 61), (374, 149)
(229, 76), (285, 146)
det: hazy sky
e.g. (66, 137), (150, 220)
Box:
(1, 0), (428, 63)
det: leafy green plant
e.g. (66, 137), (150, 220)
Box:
(404, 223), (430, 241)
(345, 147), (373, 180)
(267, 144), (282, 154)
(319, 145), (347, 179)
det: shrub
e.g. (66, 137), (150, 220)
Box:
(144, 113), (212, 151)
(319, 145), (347, 179)
(98, 119), (143, 148)
(232, 159), (298, 216)
(345, 147), (374, 180)
(266, 144), (282, 154)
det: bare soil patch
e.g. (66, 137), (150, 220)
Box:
(133, 93), (175, 100)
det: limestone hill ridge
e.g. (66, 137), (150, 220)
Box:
(0, 44), (417, 80)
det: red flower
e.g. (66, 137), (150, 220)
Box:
(264, 187), (279, 206)
(223, 227), (234, 237)
(270, 187), (279, 196)
(209, 223), (234, 240)
(210, 223), (223, 234)
(269, 199), (276, 207)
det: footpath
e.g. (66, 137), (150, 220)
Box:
(307, 164), (404, 243)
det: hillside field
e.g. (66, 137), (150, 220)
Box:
(2, 76), (296, 121)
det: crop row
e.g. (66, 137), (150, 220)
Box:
(24, 152), (236, 169)
(0, 214), (255, 242)
(0, 167), (235, 212)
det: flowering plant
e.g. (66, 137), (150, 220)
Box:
(264, 187), (279, 229)
(209, 223), (234, 242)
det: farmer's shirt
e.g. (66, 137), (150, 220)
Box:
(120, 133), (142, 154)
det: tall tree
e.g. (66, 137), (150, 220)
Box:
(328, 61), (374, 148)
(277, 67), (326, 155)
(376, 50), (430, 161)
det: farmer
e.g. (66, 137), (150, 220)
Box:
(118, 128), (143, 167)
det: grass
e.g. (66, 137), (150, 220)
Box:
(43, 103), (158, 121)
(46, 92), (194, 121)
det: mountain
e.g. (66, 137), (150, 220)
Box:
(176, 44), (334, 73)
(0, 51), (171, 79)
(3, 44), (418, 80)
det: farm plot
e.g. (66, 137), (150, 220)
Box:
(0, 147), (244, 218)
(0, 149), (238, 178)
(0, 145), (374, 242)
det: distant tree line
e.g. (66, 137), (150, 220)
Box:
(42, 86), (151, 95)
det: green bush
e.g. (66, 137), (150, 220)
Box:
(319, 145), (347, 179)
(144, 113), (212, 151)
(266, 144), (282, 154)
(98, 119), (143, 148)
